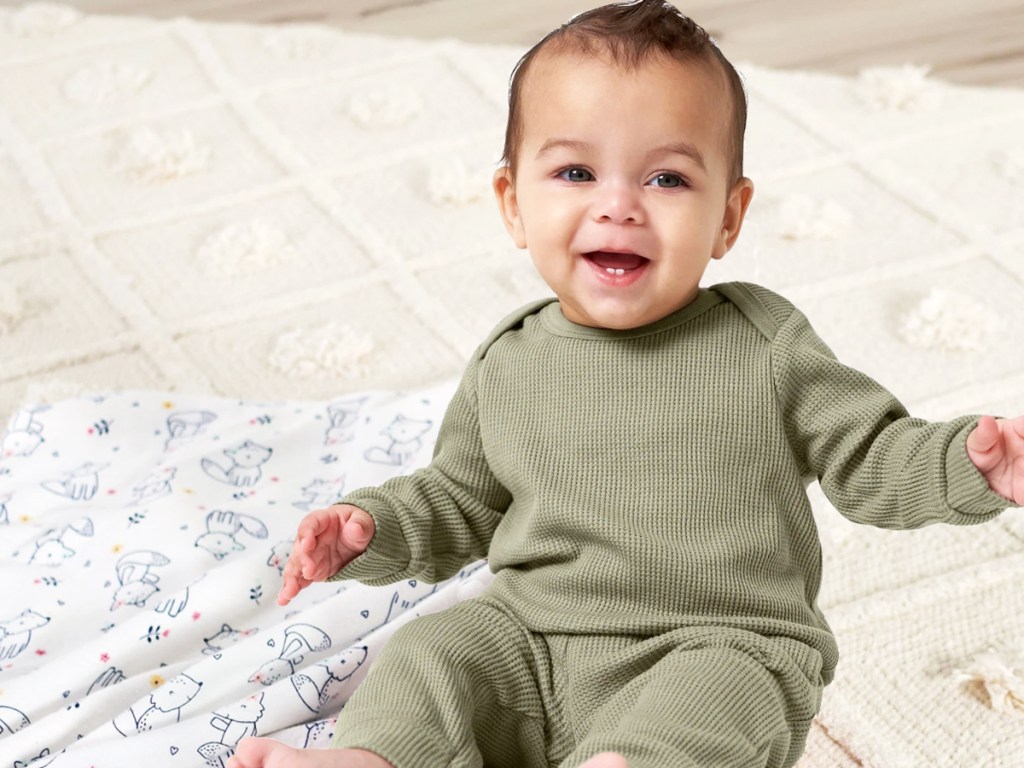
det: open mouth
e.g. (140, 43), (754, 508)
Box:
(583, 251), (650, 283)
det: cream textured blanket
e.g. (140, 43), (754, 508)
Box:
(0, 3), (1023, 766)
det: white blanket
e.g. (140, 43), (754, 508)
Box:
(0, 382), (505, 767)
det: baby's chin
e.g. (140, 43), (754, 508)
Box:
(559, 302), (658, 331)
(561, 292), (703, 330)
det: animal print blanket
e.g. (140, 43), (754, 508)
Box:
(0, 381), (495, 767)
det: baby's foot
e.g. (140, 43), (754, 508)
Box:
(579, 753), (629, 768)
(228, 737), (395, 768)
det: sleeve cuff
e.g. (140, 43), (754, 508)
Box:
(946, 418), (1016, 516)
(327, 490), (412, 585)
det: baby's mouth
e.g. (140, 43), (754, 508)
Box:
(583, 251), (650, 276)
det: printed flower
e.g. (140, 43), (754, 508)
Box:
(10, 2), (82, 37)
(196, 220), (298, 277)
(895, 287), (996, 353)
(269, 323), (375, 381)
(856, 64), (942, 112)
(112, 128), (213, 184)
(775, 194), (852, 240)
(63, 60), (152, 105)
(347, 88), (423, 128)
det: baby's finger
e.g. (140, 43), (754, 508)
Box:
(1011, 415), (1024, 441)
(277, 576), (298, 606)
(1013, 456), (1024, 507)
(296, 512), (331, 542)
(278, 562), (297, 601)
(967, 416), (1000, 454)
(342, 515), (374, 550)
(300, 549), (331, 581)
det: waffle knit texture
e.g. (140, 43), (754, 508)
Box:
(334, 281), (1010, 684)
(333, 595), (822, 767)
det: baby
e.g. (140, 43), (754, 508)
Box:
(230, 1), (1023, 767)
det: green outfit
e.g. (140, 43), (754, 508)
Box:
(330, 282), (1009, 767)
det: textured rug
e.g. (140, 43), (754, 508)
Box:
(0, 2), (1023, 766)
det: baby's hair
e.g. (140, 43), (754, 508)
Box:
(501, 0), (747, 185)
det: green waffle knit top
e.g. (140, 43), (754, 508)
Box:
(334, 282), (1010, 682)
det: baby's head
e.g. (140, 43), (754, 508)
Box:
(502, 0), (747, 186)
(493, 0), (755, 330)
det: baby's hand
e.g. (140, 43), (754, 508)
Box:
(277, 504), (375, 606)
(966, 415), (1024, 506)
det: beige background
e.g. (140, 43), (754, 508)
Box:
(1, 0), (1022, 87)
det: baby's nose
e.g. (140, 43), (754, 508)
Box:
(593, 181), (644, 224)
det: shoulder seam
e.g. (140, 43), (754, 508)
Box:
(712, 281), (783, 341)
(475, 298), (557, 360)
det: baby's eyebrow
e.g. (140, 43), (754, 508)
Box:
(534, 138), (707, 173)
(650, 141), (707, 173)
(535, 138), (592, 159)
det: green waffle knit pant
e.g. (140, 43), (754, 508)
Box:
(332, 595), (824, 768)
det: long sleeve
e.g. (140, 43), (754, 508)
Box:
(330, 353), (511, 585)
(771, 304), (1010, 529)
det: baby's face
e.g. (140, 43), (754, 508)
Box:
(494, 50), (753, 330)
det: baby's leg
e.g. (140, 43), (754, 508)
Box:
(559, 632), (822, 768)
(228, 737), (392, 768)
(334, 596), (557, 768)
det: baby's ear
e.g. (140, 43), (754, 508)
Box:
(492, 167), (527, 249)
(713, 176), (755, 260)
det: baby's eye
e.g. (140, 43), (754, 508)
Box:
(557, 167), (594, 182)
(648, 173), (687, 188)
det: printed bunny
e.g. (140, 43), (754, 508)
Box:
(110, 550), (170, 610)
(1, 406), (48, 459)
(248, 623), (331, 686)
(292, 645), (368, 714)
(165, 410), (217, 451)
(324, 397), (367, 445)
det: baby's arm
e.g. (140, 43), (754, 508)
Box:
(966, 415), (1024, 506)
(277, 504), (375, 606)
(771, 299), (1011, 527)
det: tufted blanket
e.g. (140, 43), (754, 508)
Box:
(0, 3), (1022, 766)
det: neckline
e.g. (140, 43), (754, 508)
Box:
(538, 288), (724, 340)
